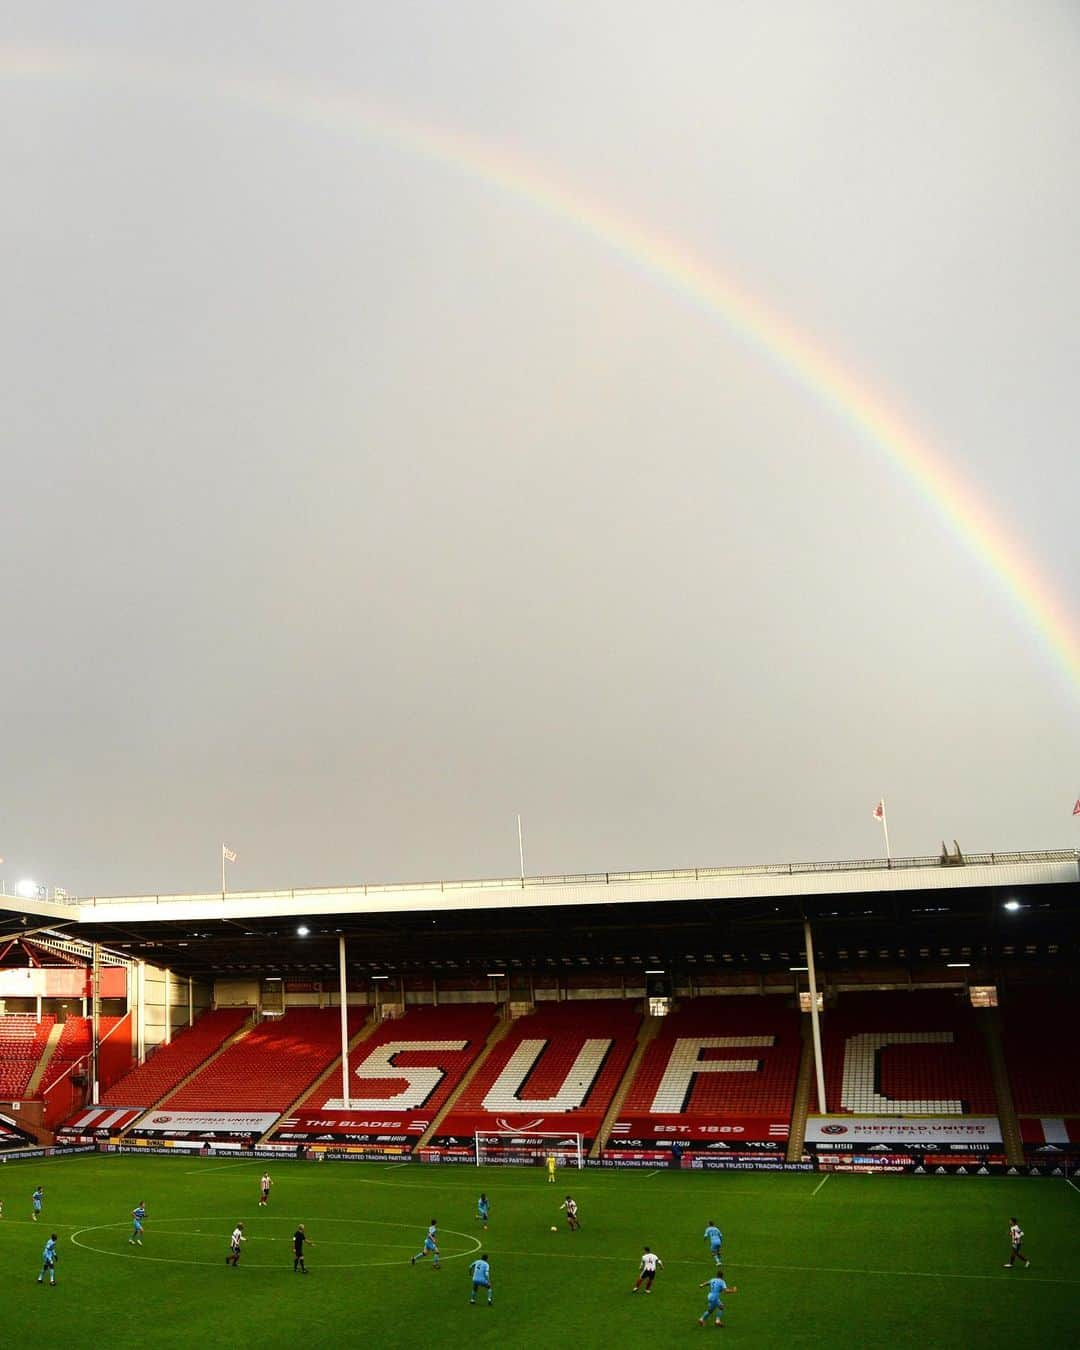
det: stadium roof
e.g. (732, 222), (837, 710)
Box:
(1, 850), (1076, 979)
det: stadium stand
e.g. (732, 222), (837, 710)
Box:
(438, 999), (641, 1143)
(47, 1015), (123, 1073)
(999, 986), (1080, 1116)
(160, 1007), (368, 1112)
(296, 1003), (497, 1113)
(99, 1007), (252, 1107)
(815, 990), (997, 1114)
(0, 1015), (57, 1098)
(619, 995), (802, 1119)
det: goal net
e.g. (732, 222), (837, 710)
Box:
(475, 1130), (585, 1169)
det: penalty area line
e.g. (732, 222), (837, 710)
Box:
(811, 1173), (830, 1197)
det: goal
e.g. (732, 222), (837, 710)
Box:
(474, 1130), (585, 1169)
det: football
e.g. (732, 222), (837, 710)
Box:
(551, 1226), (558, 1232)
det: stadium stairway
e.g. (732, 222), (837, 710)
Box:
(413, 1012), (515, 1151)
(115, 1012), (256, 1138)
(980, 1008), (1024, 1166)
(24, 1022), (65, 1097)
(257, 1011), (378, 1145)
(590, 1011), (664, 1158)
(785, 1016), (815, 1163)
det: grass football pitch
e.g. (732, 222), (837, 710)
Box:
(1, 1154), (1076, 1348)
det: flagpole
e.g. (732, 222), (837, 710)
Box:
(517, 814), (526, 886)
(880, 799), (891, 861)
(222, 845), (226, 896)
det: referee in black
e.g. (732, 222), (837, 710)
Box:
(293, 1223), (313, 1273)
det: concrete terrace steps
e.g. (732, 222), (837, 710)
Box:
(116, 1010), (256, 1138)
(981, 1007), (1024, 1166)
(25, 1022), (65, 1097)
(414, 1012), (516, 1151)
(785, 1017), (816, 1162)
(257, 1011), (380, 1145)
(590, 1011), (665, 1158)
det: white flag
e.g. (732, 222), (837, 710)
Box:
(222, 844), (237, 863)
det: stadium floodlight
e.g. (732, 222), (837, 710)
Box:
(296, 925), (310, 937)
(1003, 900), (1021, 912)
(17, 878), (36, 898)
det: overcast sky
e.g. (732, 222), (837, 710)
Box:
(2, 2), (1078, 898)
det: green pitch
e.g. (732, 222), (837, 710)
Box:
(1, 1155), (1077, 1348)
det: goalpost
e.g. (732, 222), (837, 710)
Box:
(475, 1130), (585, 1170)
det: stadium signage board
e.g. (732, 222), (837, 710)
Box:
(438, 1111), (605, 1138)
(1018, 1117), (1080, 1145)
(610, 1115), (789, 1143)
(687, 1157), (815, 1171)
(130, 1110), (280, 1136)
(56, 1106), (145, 1135)
(0, 1144), (96, 1163)
(804, 1115), (1002, 1143)
(273, 1111), (429, 1141)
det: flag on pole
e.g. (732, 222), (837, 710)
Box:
(222, 845), (237, 863)
(872, 798), (891, 860)
(1073, 799), (1080, 817)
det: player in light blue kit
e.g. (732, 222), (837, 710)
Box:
(130, 1202), (147, 1245)
(32, 1186), (44, 1222)
(698, 1274), (737, 1327)
(469, 1253), (493, 1305)
(477, 1193), (490, 1230)
(703, 1221), (723, 1268)
(410, 1219), (440, 1269)
(37, 1233), (59, 1286)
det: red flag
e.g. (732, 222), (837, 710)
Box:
(1073, 799), (1080, 817)
(872, 800), (885, 822)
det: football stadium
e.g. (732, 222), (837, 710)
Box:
(1, 849), (1078, 1347)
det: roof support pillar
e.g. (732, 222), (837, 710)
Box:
(803, 918), (827, 1114)
(339, 935), (351, 1109)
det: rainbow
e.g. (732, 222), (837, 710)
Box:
(5, 44), (1078, 691)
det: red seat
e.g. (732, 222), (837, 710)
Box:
(100, 1008), (253, 1107)
(161, 1008), (368, 1112)
(299, 1003), (497, 1113)
(814, 991), (996, 1114)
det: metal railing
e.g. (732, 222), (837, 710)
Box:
(59, 847), (1079, 908)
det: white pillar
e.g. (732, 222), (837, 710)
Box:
(338, 936), (351, 1109)
(35, 993), (42, 1023)
(164, 969), (172, 1045)
(136, 963), (146, 1065)
(188, 977), (194, 1030)
(803, 919), (827, 1114)
(91, 943), (100, 1104)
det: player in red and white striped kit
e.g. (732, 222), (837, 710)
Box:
(1003, 1217), (1030, 1268)
(632, 1246), (663, 1293)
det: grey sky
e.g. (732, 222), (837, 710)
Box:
(3, 2), (1078, 897)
